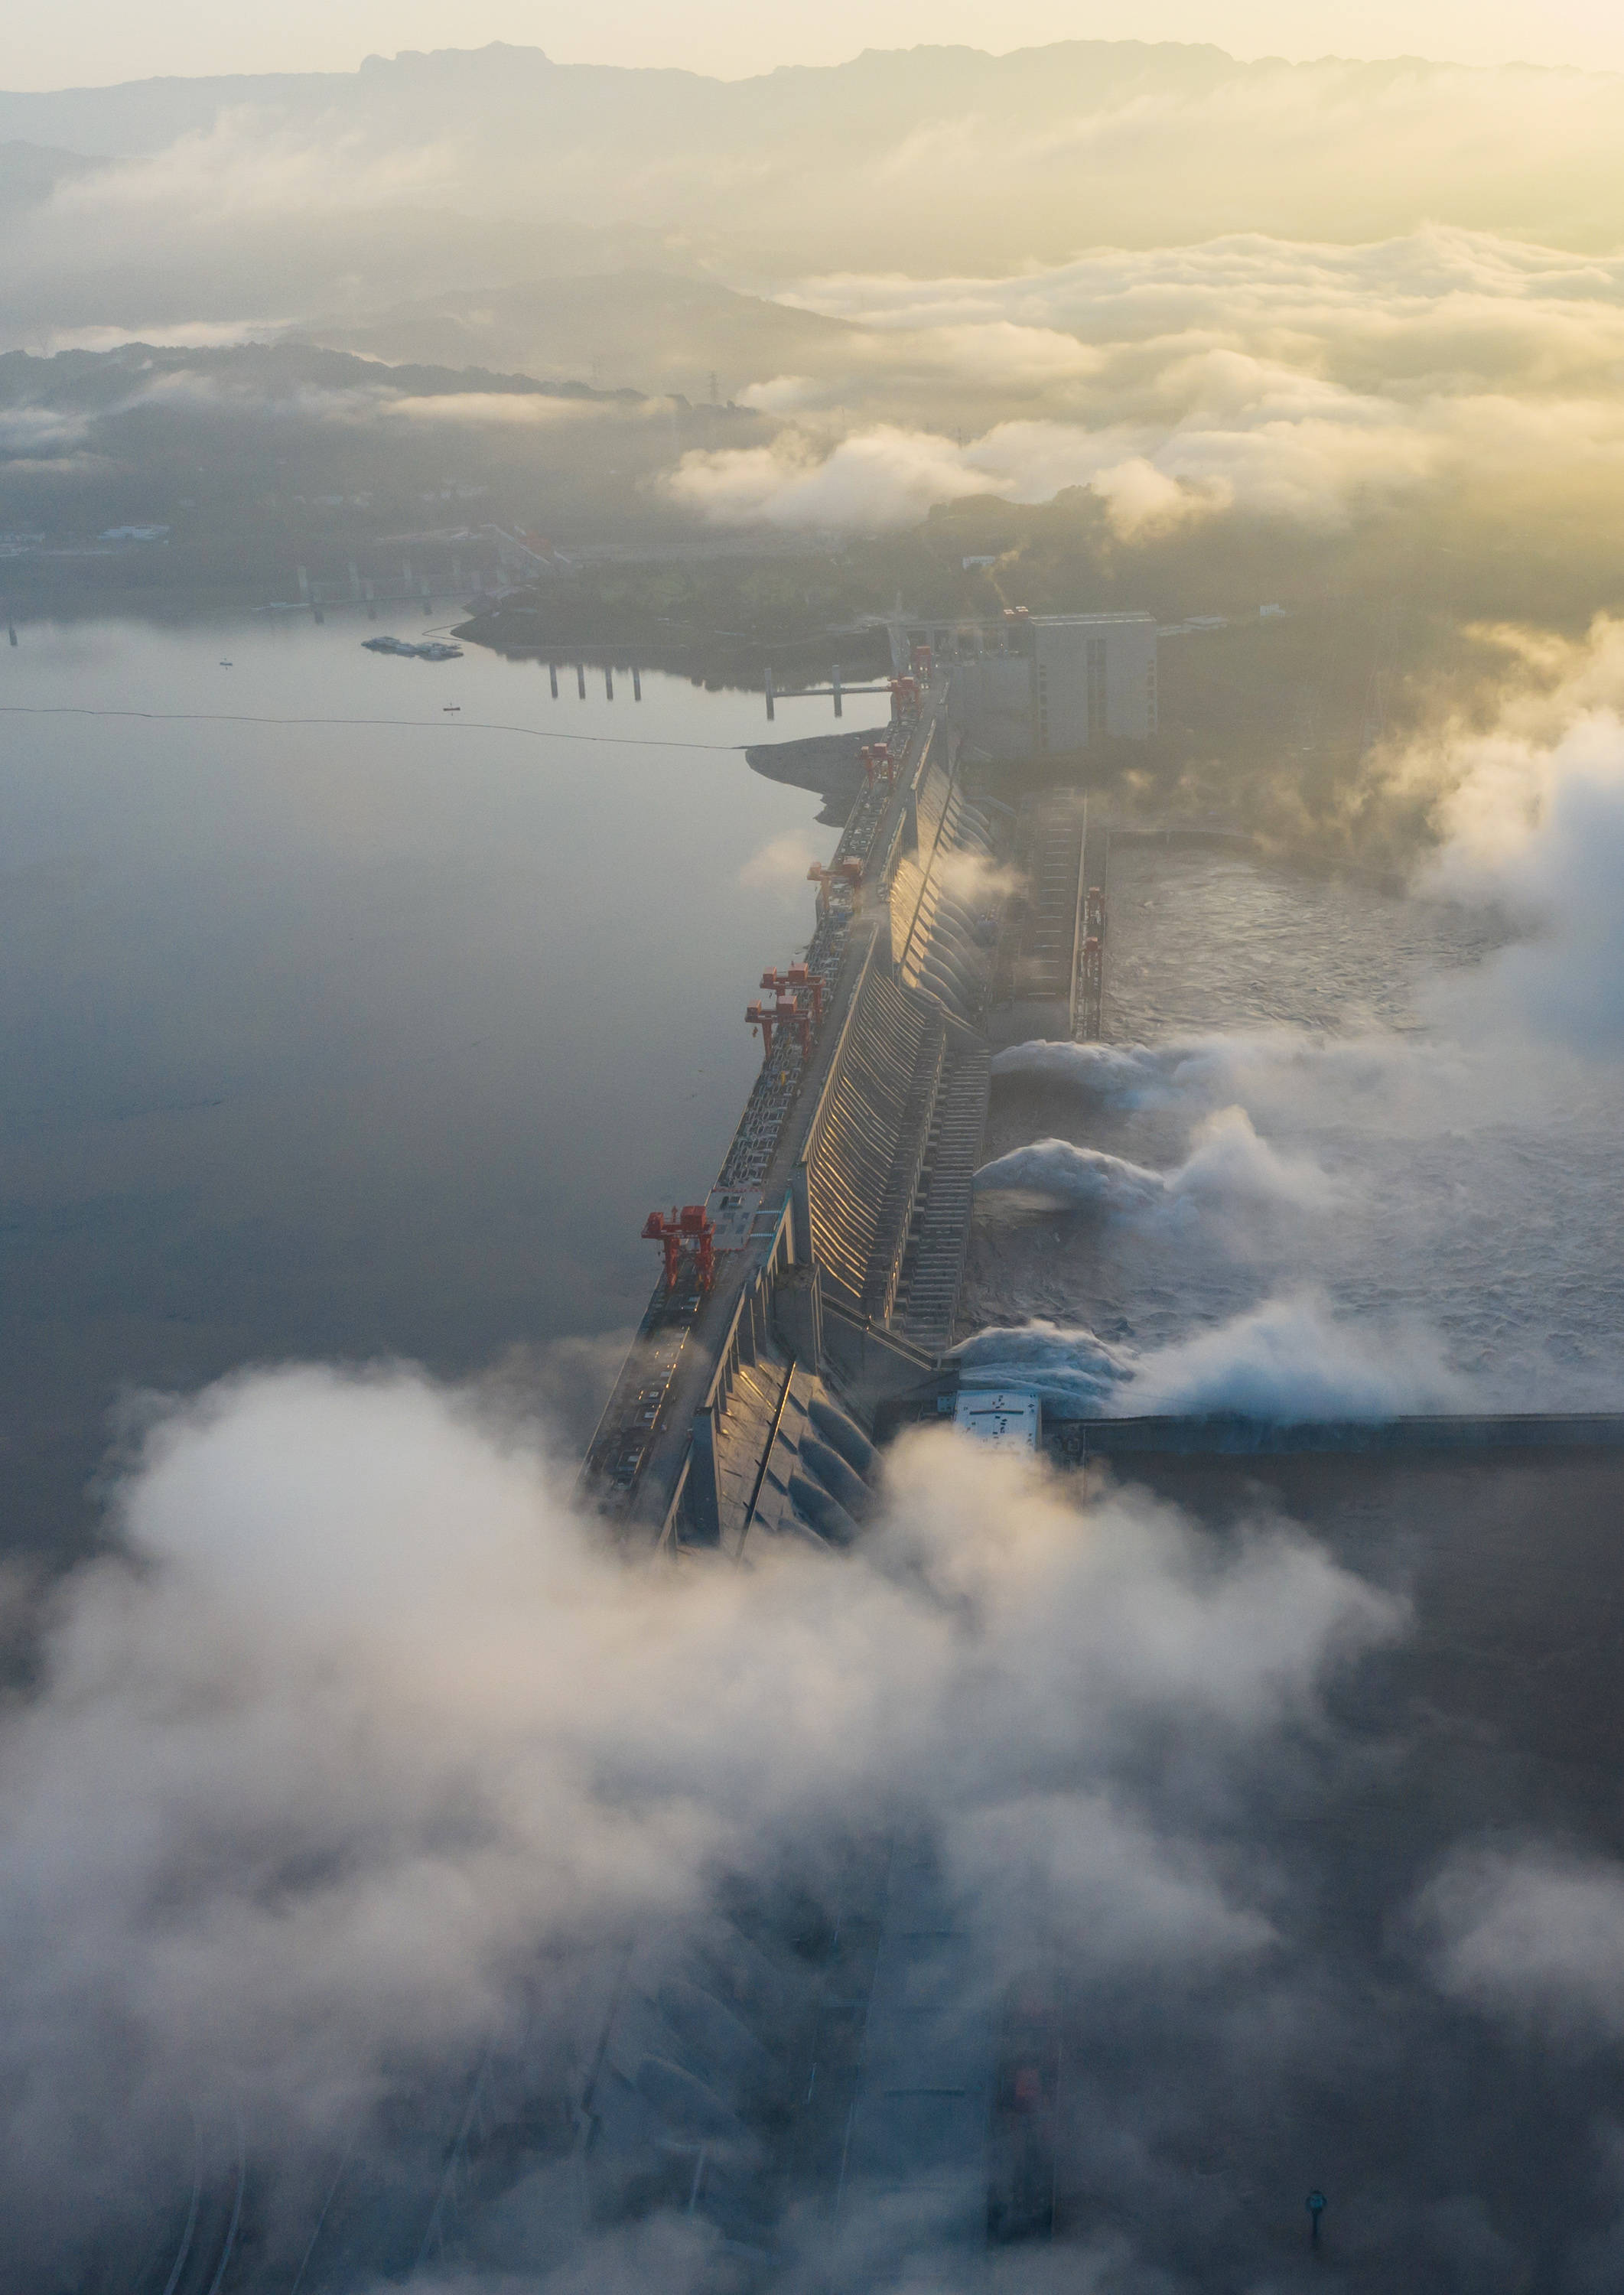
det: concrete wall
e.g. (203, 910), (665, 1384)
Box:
(950, 615), (1157, 760)
(949, 652), (1033, 760)
(1033, 615), (1157, 751)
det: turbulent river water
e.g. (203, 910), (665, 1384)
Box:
(963, 838), (1624, 1417)
(0, 609), (849, 1554)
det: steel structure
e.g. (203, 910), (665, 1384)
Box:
(641, 1204), (718, 1296)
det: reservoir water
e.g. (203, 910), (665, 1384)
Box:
(1, 610), (852, 1557)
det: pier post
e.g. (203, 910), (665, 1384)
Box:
(633, 666), (642, 702)
(606, 666), (614, 702)
(765, 664), (775, 721)
(577, 662), (586, 699)
(549, 662), (559, 700)
(686, 1408), (724, 1545)
(3, 597), (15, 646)
(774, 1260), (823, 1368)
(789, 1164), (815, 1266)
(832, 662), (842, 718)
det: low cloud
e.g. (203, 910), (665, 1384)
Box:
(1422, 1847), (1624, 2043)
(0, 404), (97, 454)
(382, 391), (626, 427)
(1369, 617), (1624, 1053)
(737, 828), (823, 890)
(24, 319), (291, 355)
(669, 230), (1624, 539)
(0, 1361), (1394, 2283)
(666, 420), (1229, 538)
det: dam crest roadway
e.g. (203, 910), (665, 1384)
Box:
(581, 659), (1003, 1554)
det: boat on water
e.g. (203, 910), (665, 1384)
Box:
(362, 636), (464, 661)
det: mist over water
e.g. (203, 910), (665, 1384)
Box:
(965, 834), (1624, 1416)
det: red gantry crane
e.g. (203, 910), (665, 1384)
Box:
(760, 962), (824, 1028)
(807, 855), (864, 921)
(859, 741), (897, 791)
(746, 988), (813, 1063)
(641, 1203), (717, 1296)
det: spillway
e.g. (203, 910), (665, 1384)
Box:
(581, 675), (1001, 1551)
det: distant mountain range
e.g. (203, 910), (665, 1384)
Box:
(2, 37), (1622, 469)
(305, 273), (861, 405)
(0, 39), (1619, 307)
(0, 340), (741, 560)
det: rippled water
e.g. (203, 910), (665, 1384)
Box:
(1103, 842), (1505, 1038)
(0, 611), (850, 1552)
(965, 841), (1624, 1411)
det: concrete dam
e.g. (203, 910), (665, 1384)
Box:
(554, 662), (1624, 2282)
(582, 666), (1009, 1555)
(565, 668), (1057, 2263)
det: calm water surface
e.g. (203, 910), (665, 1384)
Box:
(1, 611), (853, 1552)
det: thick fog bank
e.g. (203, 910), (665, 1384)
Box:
(5, 1370), (1624, 2287)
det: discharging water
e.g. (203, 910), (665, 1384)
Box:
(964, 840), (1624, 1415)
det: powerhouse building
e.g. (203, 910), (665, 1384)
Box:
(929, 612), (1158, 761)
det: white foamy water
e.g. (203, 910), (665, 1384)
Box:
(964, 842), (1624, 1414)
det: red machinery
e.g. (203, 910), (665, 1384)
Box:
(860, 741), (894, 789)
(807, 855), (864, 919)
(889, 675), (920, 719)
(911, 641), (933, 681)
(641, 1203), (717, 1295)
(747, 989), (813, 1063)
(760, 962), (824, 1028)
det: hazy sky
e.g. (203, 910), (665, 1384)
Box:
(7, 0), (1624, 92)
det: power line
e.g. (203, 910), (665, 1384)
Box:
(0, 704), (750, 752)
